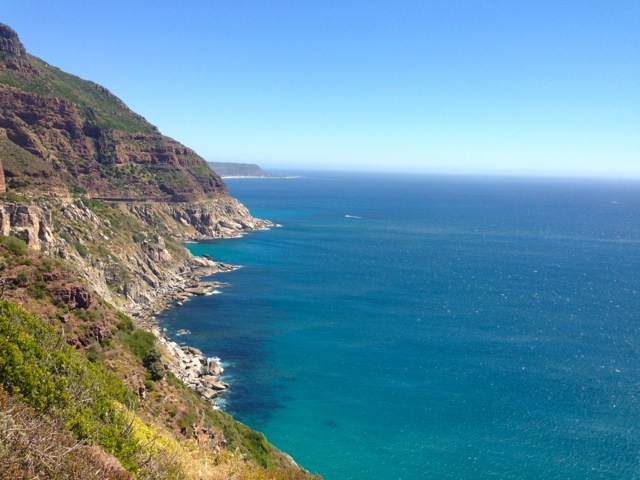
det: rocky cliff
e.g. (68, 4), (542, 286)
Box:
(0, 24), (26, 57)
(0, 23), (275, 314)
(0, 195), (271, 326)
(0, 24), (226, 202)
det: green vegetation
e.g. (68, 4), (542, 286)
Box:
(1, 191), (30, 203)
(0, 55), (155, 134)
(143, 347), (165, 381)
(117, 311), (135, 331)
(121, 329), (156, 361)
(120, 328), (167, 381)
(0, 235), (27, 256)
(0, 300), (141, 468)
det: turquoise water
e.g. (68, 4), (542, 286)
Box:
(159, 172), (640, 479)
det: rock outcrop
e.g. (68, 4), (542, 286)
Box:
(0, 196), (265, 324)
(160, 340), (230, 403)
(0, 202), (54, 250)
(126, 197), (273, 240)
(0, 83), (226, 200)
(0, 24), (26, 57)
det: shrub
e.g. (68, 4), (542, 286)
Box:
(74, 242), (89, 257)
(14, 271), (29, 287)
(2, 192), (29, 203)
(0, 235), (28, 256)
(75, 308), (99, 322)
(0, 300), (143, 472)
(116, 311), (134, 332)
(26, 280), (47, 300)
(143, 347), (165, 381)
(121, 329), (155, 361)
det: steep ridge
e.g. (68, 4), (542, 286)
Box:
(0, 24), (225, 202)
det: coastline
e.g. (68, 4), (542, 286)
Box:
(122, 212), (275, 408)
(126, 241), (248, 408)
(158, 263), (241, 407)
(221, 175), (301, 179)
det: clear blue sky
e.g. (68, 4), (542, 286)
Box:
(2, 1), (639, 177)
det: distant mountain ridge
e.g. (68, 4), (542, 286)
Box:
(209, 161), (282, 177)
(0, 23), (226, 201)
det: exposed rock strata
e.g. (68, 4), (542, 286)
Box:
(0, 82), (227, 200)
(125, 197), (273, 240)
(0, 24), (26, 57)
(0, 202), (54, 250)
(0, 197), (269, 320)
(0, 23), (227, 202)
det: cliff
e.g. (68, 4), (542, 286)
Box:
(0, 24), (225, 202)
(0, 24), (319, 479)
(0, 22), (276, 314)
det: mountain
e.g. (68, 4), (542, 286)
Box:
(0, 24), (224, 202)
(209, 161), (282, 177)
(0, 23), (320, 479)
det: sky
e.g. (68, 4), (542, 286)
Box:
(2, 1), (639, 177)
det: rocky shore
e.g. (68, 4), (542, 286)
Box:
(135, 259), (241, 405)
(159, 340), (229, 405)
(127, 260), (237, 329)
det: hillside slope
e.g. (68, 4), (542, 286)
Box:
(0, 23), (224, 202)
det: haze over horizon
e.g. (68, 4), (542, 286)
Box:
(3, 1), (638, 178)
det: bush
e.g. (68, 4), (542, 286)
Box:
(26, 280), (47, 300)
(1, 192), (29, 203)
(143, 347), (165, 381)
(121, 329), (155, 361)
(116, 311), (134, 332)
(74, 242), (89, 257)
(14, 271), (29, 287)
(0, 235), (28, 256)
(0, 300), (142, 472)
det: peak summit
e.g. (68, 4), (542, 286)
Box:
(0, 24), (26, 57)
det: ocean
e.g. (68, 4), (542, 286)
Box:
(159, 172), (640, 479)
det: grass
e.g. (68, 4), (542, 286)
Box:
(0, 55), (155, 134)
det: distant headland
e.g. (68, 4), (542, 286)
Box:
(208, 161), (289, 178)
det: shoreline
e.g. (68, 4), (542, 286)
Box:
(128, 254), (241, 408)
(157, 263), (239, 407)
(125, 218), (273, 409)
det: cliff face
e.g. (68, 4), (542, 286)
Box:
(0, 195), (273, 324)
(0, 24), (226, 201)
(0, 22), (275, 313)
(0, 24), (26, 57)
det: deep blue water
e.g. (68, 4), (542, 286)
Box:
(159, 172), (640, 479)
